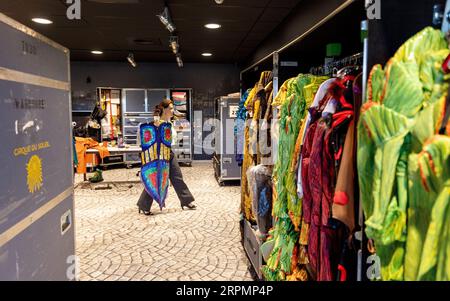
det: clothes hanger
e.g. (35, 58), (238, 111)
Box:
(318, 66), (324, 76)
(332, 67), (339, 77)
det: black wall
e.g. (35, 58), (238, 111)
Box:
(243, 0), (355, 69)
(70, 61), (240, 160)
(367, 0), (446, 69)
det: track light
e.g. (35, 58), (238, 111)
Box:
(157, 6), (176, 33)
(127, 53), (137, 68)
(176, 53), (183, 68)
(169, 36), (179, 55)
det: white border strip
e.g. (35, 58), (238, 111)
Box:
(0, 187), (73, 249)
(0, 12), (69, 54)
(0, 67), (70, 91)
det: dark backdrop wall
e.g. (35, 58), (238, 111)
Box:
(242, 0), (354, 69)
(70, 61), (240, 160)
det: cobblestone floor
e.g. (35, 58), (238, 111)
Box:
(74, 162), (253, 281)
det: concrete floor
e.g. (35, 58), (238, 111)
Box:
(73, 162), (253, 281)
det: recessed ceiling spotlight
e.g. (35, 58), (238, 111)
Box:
(91, 50), (103, 55)
(205, 23), (221, 29)
(32, 18), (53, 24)
(202, 53), (213, 57)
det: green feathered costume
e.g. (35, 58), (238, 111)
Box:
(358, 27), (450, 281)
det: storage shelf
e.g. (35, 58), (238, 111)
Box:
(72, 110), (92, 113)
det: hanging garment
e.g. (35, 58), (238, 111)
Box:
(320, 110), (354, 281)
(404, 97), (450, 280)
(406, 135), (450, 281)
(262, 216), (302, 281)
(305, 119), (328, 278)
(300, 81), (342, 243)
(242, 71), (273, 222)
(259, 82), (274, 166)
(300, 100), (331, 228)
(263, 74), (327, 281)
(297, 78), (336, 199)
(299, 71), (357, 281)
(358, 27), (450, 281)
(271, 79), (294, 170)
(306, 110), (353, 280)
(277, 74), (312, 231)
(263, 75), (308, 281)
(279, 75), (327, 231)
(331, 73), (363, 232)
(241, 119), (255, 221)
(332, 120), (356, 231)
(241, 85), (258, 221)
(249, 80), (273, 164)
(139, 122), (172, 209)
(291, 77), (329, 183)
(235, 89), (250, 166)
(246, 164), (273, 238)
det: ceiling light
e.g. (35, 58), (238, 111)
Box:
(205, 23), (221, 29)
(169, 36), (179, 55)
(176, 54), (183, 68)
(91, 50), (103, 55)
(202, 53), (212, 57)
(127, 53), (137, 67)
(157, 6), (176, 33)
(32, 18), (53, 25)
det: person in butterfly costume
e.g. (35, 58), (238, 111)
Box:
(137, 99), (196, 215)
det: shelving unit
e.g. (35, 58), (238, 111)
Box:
(71, 91), (97, 139)
(97, 87), (124, 167)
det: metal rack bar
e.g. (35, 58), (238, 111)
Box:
(309, 52), (363, 76)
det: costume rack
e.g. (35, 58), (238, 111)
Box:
(309, 52), (363, 76)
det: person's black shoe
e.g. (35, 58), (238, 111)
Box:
(138, 208), (153, 216)
(181, 203), (197, 210)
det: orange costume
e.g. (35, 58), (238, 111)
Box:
(74, 137), (110, 174)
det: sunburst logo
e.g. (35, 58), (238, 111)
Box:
(26, 155), (43, 193)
